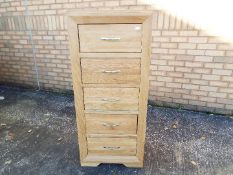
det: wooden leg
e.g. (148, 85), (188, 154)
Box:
(81, 162), (100, 167)
(123, 162), (143, 168)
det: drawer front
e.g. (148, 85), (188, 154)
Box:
(86, 114), (137, 134)
(84, 88), (139, 113)
(87, 137), (136, 156)
(79, 24), (142, 53)
(81, 58), (141, 84)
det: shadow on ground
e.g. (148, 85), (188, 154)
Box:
(0, 86), (233, 175)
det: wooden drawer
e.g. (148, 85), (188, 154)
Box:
(84, 88), (139, 113)
(87, 137), (136, 156)
(86, 114), (137, 135)
(81, 58), (141, 84)
(79, 24), (142, 53)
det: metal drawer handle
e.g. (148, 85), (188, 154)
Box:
(101, 122), (120, 128)
(102, 70), (121, 73)
(100, 37), (120, 41)
(101, 98), (120, 102)
(103, 146), (120, 150)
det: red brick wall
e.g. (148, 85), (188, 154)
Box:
(0, 0), (233, 115)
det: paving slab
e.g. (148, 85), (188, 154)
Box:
(0, 86), (233, 175)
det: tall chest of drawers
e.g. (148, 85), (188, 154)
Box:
(67, 11), (152, 167)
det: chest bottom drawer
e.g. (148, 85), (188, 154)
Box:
(87, 137), (136, 156)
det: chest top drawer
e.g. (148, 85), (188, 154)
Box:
(79, 24), (142, 53)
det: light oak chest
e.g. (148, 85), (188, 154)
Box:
(67, 11), (152, 167)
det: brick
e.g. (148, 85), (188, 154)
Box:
(152, 31), (161, 36)
(158, 87), (172, 93)
(150, 65), (158, 71)
(54, 36), (65, 40)
(63, 3), (75, 8)
(153, 37), (169, 42)
(76, 2), (89, 8)
(152, 48), (168, 54)
(219, 88), (233, 93)
(161, 43), (177, 49)
(166, 82), (182, 88)
(179, 30), (198, 36)
(202, 74), (220, 81)
(158, 65), (174, 71)
(182, 94), (198, 100)
(191, 90), (208, 96)
(187, 49), (205, 56)
(212, 69), (232, 75)
(217, 98), (233, 105)
(43, 36), (53, 40)
(205, 50), (225, 56)
(19, 40), (27, 44)
(44, 0), (55, 4)
(214, 57), (233, 63)
(91, 1), (104, 7)
(28, 6), (38, 10)
(182, 84), (199, 90)
(151, 43), (160, 48)
(200, 86), (218, 92)
(51, 4), (62, 9)
(209, 92), (227, 98)
(189, 100), (206, 106)
(194, 56), (213, 62)
(185, 62), (202, 67)
(226, 51), (233, 56)
(191, 79), (208, 86)
(226, 105), (233, 110)
(188, 37), (208, 43)
(157, 76), (173, 82)
(169, 49), (185, 54)
(167, 61), (184, 66)
(175, 67), (192, 73)
(173, 99), (188, 105)
(199, 97), (216, 103)
(207, 103), (224, 108)
(184, 73), (201, 79)
(217, 44), (233, 50)
(222, 76), (233, 82)
(178, 43), (196, 49)
(197, 44), (216, 50)
(171, 37), (187, 42)
(120, 0), (136, 5)
(167, 72), (183, 78)
(173, 89), (189, 95)
(210, 81), (228, 87)
(224, 64), (233, 69)
(162, 31), (179, 36)
(176, 55), (194, 61)
(150, 81), (165, 87)
(204, 63), (223, 69)
(151, 59), (167, 65)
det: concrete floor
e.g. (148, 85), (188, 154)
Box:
(0, 86), (233, 175)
